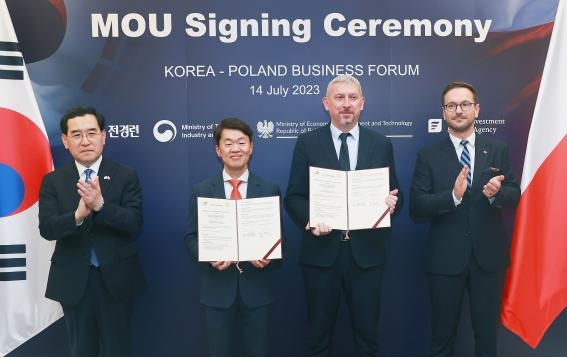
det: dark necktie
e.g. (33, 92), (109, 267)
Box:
(84, 168), (94, 183)
(339, 133), (351, 171)
(228, 179), (242, 200)
(83, 168), (100, 267)
(460, 140), (472, 189)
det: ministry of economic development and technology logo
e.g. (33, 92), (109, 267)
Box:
(256, 120), (274, 139)
(153, 120), (177, 142)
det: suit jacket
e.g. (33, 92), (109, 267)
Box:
(284, 124), (403, 268)
(39, 158), (145, 305)
(185, 171), (281, 309)
(410, 134), (520, 275)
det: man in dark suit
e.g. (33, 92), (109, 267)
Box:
(284, 75), (402, 356)
(410, 81), (520, 356)
(185, 118), (281, 356)
(38, 106), (145, 356)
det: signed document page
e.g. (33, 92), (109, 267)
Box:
(309, 166), (390, 231)
(197, 196), (282, 262)
(347, 167), (390, 230)
(237, 196), (281, 261)
(198, 197), (238, 262)
(309, 166), (348, 230)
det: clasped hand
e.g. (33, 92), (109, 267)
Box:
(210, 259), (271, 271)
(75, 176), (104, 220)
(453, 166), (505, 199)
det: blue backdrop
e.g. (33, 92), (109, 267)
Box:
(7, 0), (566, 356)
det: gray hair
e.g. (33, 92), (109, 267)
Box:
(326, 74), (363, 96)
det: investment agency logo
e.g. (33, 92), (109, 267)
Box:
(153, 120), (177, 142)
(256, 120), (274, 139)
(428, 119), (443, 133)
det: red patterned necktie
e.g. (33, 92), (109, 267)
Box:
(228, 179), (242, 200)
(228, 179), (244, 273)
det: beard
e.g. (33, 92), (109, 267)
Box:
(448, 117), (474, 133)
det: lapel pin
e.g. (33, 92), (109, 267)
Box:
(104, 176), (111, 180)
(483, 150), (488, 154)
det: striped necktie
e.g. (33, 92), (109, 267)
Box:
(83, 168), (100, 267)
(460, 140), (472, 189)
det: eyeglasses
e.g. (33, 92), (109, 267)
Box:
(443, 101), (476, 112)
(68, 131), (102, 142)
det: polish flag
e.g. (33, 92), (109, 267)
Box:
(500, 0), (567, 349)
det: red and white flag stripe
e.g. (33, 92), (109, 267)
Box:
(501, 0), (567, 349)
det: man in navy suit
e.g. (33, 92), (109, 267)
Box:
(284, 75), (402, 356)
(185, 118), (281, 356)
(39, 106), (145, 356)
(410, 81), (520, 355)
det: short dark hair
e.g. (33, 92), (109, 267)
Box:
(213, 118), (253, 145)
(442, 81), (479, 105)
(60, 106), (105, 134)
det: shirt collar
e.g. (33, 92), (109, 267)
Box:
(76, 156), (103, 176)
(449, 131), (476, 150)
(222, 168), (249, 183)
(330, 123), (360, 141)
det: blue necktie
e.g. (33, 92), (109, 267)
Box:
(84, 168), (94, 182)
(84, 169), (100, 267)
(460, 140), (472, 189)
(339, 133), (351, 171)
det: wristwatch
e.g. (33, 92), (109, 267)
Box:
(95, 200), (104, 212)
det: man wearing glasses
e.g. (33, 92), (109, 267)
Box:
(410, 81), (520, 356)
(39, 106), (145, 356)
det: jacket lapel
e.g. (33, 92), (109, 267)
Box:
(473, 135), (491, 189)
(356, 127), (370, 170)
(318, 125), (342, 170)
(440, 136), (462, 181)
(247, 172), (262, 198)
(210, 173), (226, 198)
(97, 159), (114, 195)
(63, 163), (81, 204)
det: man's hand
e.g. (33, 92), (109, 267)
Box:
(210, 261), (231, 271)
(305, 222), (332, 236)
(453, 166), (469, 200)
(250, 259), (271, 268)
(74, 197), (91, 223)
(483, 175), (505, 199)
(77, 176), (104, 211)
(386, 189), (399, 214)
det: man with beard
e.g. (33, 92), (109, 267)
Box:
(285, 74), (402, 356)
(410, 81), (520, 355)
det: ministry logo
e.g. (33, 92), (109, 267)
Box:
(256, 120), (274, 139)
(153, 120), (177, 142)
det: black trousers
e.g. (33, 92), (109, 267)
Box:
(302, 242), (384, 356)
(204, 287), (271, 356)
(427, 255), (505, 356)
(61, 267), (133, 356)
